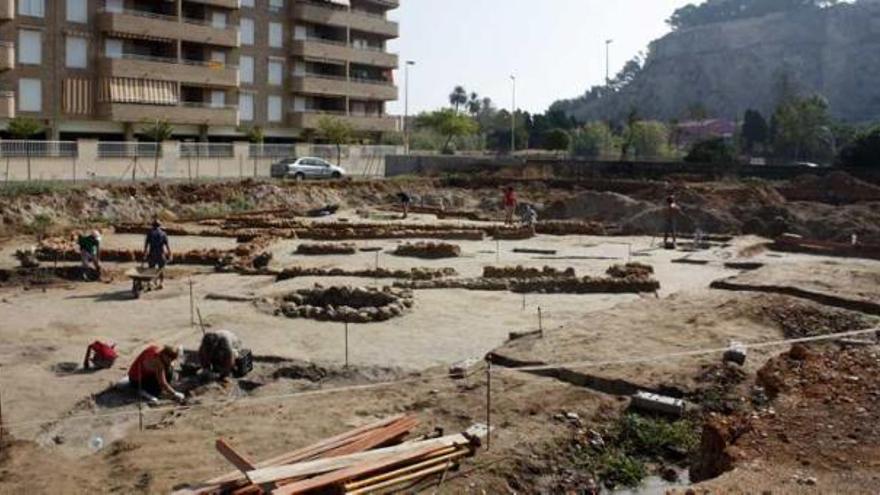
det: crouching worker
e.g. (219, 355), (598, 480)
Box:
(199, 330), (251, 379)
(83, 340), (118, 370)
(128, 344), (185, 404)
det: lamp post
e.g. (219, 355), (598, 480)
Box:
(510, 74), (516, 154)
(605, 39), (614, 84)
(404, 60), (415, 154)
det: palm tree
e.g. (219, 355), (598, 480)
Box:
(141, 119), (174, 179)
(466, 92), (482, 116)
(7, 117), (44, 181)
(449, 86), (468, 113)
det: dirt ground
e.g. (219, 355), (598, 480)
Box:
(0, 178), (879, 494)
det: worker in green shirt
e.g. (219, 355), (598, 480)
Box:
(78, 230), (102, 280)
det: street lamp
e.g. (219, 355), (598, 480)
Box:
(605, 39), (614, 85)
(404, 60), (415, 154)
(510, 74), (516, 154)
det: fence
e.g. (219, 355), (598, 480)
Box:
(0, 140), (403, 182)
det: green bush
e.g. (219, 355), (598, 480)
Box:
(838, 127), (880, 168)
(685, 137), (737, 164)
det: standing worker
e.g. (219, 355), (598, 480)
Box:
(503, 186), (518, 225)
(143, 219), (172, 288)
(663, 195), (681, 249)
(78, 230), (103, 281)
(397, 191), (413, 220)
(127, 344), (185, 404)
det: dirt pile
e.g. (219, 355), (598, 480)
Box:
(758, 301), (876, 339)
(276, 285), (414, 323)
(779, 172), (880, 204)
(393, 242), (461, 259)
(295, 243), (357, 255)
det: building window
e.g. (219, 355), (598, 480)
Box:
(105, 0), (123, 13)
(19, 0), (44, 18)
(66, 0), (87, 23)
(241, 0), (254, 7)
(239, 55), (254, 84)
(269, 22), (283, 48)
(18, 30), (42, 65)
(19, 78), (41, 112)
(268, 95), (282, 122)
(241, 18), (254, 45)
(211, 90), (226, 108)
(239, 92), (254, 121)
(105, 39), (123, 59)
(269, 0), (284, 11)
(211, 12), (227, 29)
(268, 60), (283, 86)
(65, 36), (88, 69)
(211, 51), (226, 65)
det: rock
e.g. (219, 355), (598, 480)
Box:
(789, 344), (811, 361)
(661, 467), (679, 482)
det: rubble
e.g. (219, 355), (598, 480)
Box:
(295, 243), (357, 255)
(482, 265), (576, 279)
(605, 262), (654, 279)
(392, 242), (462, 259)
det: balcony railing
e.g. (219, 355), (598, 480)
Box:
(116, 53), (237, 69)
(97, 141), (160, 159)
(97, 7), (238, 28)
(0, 140), (78, 158)
(180, 142), (234, 158)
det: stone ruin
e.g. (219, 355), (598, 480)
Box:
(483, 265), (576, 279)
(606, 262), (654, 279)
(393, 242), (462, 259)
(276, 266), (456, 282)
(275, 285), (414, 323)
(295, 243), (358, 255)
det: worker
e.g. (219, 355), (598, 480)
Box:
(78, 230), (102, 281)
(503, 186), (518, 225)
(397, 191), (413, 219)
(83, 340), (118, 370)
(521, 204), (538, 228)
(198, 329), (243, 379)
(143, 219), (172, 288)
(128, 344), (185, 404)
(663, 195), (681, 248)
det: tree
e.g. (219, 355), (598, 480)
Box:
(243, 125), (265, 177)
(668, 0), (840, 30)
(141, 119), (174, 178)
(484, 110), (529, 153)
(7, 116), (44, 181)
(449, 86), (468, 113)
(317, 117), (354, 166)
(570, 122), (614, 159)
(837, 127), (880, 168)
(466, 92), (482, 116)
(542, 128), (570, 153)
(741, 109), (769, 154)
(771, 94), (831, 161)
(625, 121), (669, 160)
(416, 109), (478, 154)
(685, 137), (737, 164)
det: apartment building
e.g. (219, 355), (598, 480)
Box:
(0, 0), (399, 141)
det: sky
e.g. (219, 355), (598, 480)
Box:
(386, 0), (695, 116)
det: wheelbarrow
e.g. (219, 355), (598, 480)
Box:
(125, 267), (163, 299)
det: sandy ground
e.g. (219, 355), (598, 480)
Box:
(1, 210), (878, 493)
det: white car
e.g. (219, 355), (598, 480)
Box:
(270, 157), (346, 180)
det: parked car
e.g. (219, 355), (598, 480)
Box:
(270, 157), (346, 180)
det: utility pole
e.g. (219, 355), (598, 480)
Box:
(510, 75), (516, 154)
(404, 60), (415, 154)
(605, 39), (614, 85)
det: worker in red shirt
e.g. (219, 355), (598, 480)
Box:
(503, 186), (518, 225)
(83, 340), (118, 370)
(128, 344), (185, 404)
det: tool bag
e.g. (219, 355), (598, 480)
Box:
(233, 349), (253, 378)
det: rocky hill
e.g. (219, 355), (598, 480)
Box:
(555, 1), (880, 123)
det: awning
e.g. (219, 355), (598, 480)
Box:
(100, 77), (178, 105)
(63, 78), (93, 115)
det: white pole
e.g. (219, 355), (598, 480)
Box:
(510, 75), (516, 154)
(404, 61), (415, 154)
(605, 39), (614, 85)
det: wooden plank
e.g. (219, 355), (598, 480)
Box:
(247, 434), (471, 486)
(319, 417), (418, 458)
(344, 448), (468, 491)
(270, 445), (442, 495)
(216, 439), (257, 474)
(345, 462), (451, 495)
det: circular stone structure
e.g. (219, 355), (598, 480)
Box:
(276, 285), (413, 323)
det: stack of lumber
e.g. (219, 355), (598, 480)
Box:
(175, 415), (481, 495)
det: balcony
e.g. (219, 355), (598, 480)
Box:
(0, 91), (14, 118)
(0, 42), (13, 70)
(290, 111), (398, 132)
(97, 9), (239, 48)
(0, 0), (13, 20)
(291, 75), (397, 100)
(101, 56), (238, 87)
(291, 39), (397, 68)
(188, 0), (240, 8)
(98, 102), (238, 126)
(293, 2), (398, 38)
(349, 78), (397, 100)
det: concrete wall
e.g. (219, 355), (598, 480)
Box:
(385, 154), (525, 177)
(0, 141), (401, 181)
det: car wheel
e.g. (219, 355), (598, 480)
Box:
(294, 172), (306, 181)
(331, 172), (342, 179)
